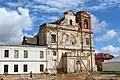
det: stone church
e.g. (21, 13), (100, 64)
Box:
(22, 10), (96, 73)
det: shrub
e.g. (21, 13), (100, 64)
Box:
(0, 78), (3, 80)
(116, 72), (120, 76)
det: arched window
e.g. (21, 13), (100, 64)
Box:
(70, 19), (72, 25)
(84, 19), (88, 29)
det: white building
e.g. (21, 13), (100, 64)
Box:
(0, 45), (48, 74)
(102, 56), (120, 71)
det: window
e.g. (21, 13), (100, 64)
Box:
(14, 65), (18, 72)
(4, 50), (9, 58)
(71, 34), (75, 45)
(40, 64), (44, 72)
(84, 19), (88, 29)
(51, 34), (56, 43)
(86, 38), (90, 45)
(70, 19), (72, 25)
(40, 51), (44, 58)
(53, 51), (56, 56)
(24, 50), (28, 58)
(23, 64), (27, 72)
(14, 50), (19, 58)
(4, 65), (8, 73)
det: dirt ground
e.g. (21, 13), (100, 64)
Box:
(0, 73), (120, 80)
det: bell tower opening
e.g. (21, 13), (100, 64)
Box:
(70, 19), (72, 25)
(84, 19), (88, 29)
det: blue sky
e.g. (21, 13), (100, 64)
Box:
(0, 0), (120, 56)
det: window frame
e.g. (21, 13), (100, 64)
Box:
(40, 64), (44, 72)
(4, 65), (8, 73)
(40, 51), (44, 58)
(84, 19), (88, 29)
(24, 50), (28, 58)
(51, 34), (56, 43)
(53, 51), (56, 56)
(14, 64), (18, 72)
(14, 50), (19, 58)
(23, 64), (27, 72)
(4, 50), (9, 58)
(86, 38), (90, 45)
(70, 19), (72, 25)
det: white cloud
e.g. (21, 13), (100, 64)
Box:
(33, 0), (120, 12)
(17, 7), (33, 30)
(5, 0), (29, 7)
(6, 0), (85, 13)
(34, 0), (87, 9)
(102, 45), (120, 56)
(85, 0), (120, 11)
(0, 7), (33, 44)
(34, 5), (62, 13)
(4, 0), (120, 13)
(95, 30), (117, 41)
(5, 2), (21, 7)
(91, 14), (108, 33)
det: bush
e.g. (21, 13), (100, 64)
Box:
(0, 78), (3, 80)
(116, 72), (120, 76)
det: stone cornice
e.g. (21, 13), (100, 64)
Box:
(48, 47), (95, 52)
(46, 24), (93, 34)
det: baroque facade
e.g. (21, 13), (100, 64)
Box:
(22, 10), (96, 73)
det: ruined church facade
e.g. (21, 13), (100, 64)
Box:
(22, 10), (96, 73)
